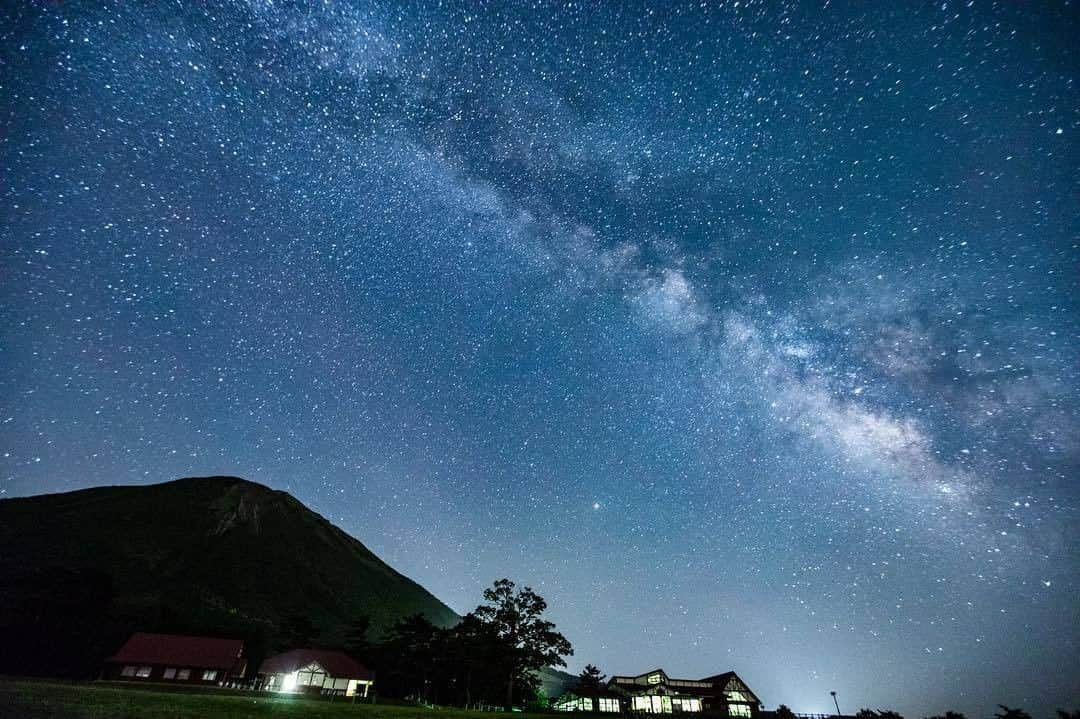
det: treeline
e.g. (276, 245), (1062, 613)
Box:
(0, 567), (572, 713)
(337, 578), (572, 709)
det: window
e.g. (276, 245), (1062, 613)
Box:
(556, 697), (597, 712)
(297, 670), (326, 687)
(163, 668), (177, 680)
(599, 698), (620, 712)
(177, 669), (191, 680)
(729, 705), (752, 718)
(647, 673), (663, 685)
(202, 669), (218, 682)
(120, 666), (136, 678)
(136, 666), (152, 678)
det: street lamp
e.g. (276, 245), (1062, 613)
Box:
(830, 691), (841, 717)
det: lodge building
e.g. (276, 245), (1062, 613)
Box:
(555, 668), (761, 716)
(103, 632), (247, 685)
(258, 648), (374, 698)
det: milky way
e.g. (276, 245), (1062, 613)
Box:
(2, 2), (1077, 716)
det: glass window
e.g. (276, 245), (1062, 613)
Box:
(729, 705), (752, 718)
(202, 669), (218, 681)
(121, 666), (136, 677)
(599, 698), (620, 712)
(163, 668), (177, 680)
(634, 696), (651, 712)
(136, 666), (152, 678)
(177, 669), (191, 680)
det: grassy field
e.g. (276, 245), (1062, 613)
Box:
(0, 679), (549, 719)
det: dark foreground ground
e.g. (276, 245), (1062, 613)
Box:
(0, 679), (547, 719)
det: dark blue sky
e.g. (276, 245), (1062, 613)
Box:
(2, 2), (1078, 716)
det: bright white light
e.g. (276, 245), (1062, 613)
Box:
(281, 672), (298, 692)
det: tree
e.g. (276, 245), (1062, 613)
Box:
(579, 664), (606, 691)
(472, 578), (573, 710)
(878, 711), (904, 719)
(384, 613), (441, 701)
(925, 712), (967, 719)
(994, 707), (1031, 719)
(278, 613), (317, 650)
(775, 705), (797, 719)
(856, 710), (879, 719)
(1056, 711), (1080, 719)
(344, 615), (372, 661)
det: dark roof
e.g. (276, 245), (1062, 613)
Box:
(700, 671), (761, 704)
(607, 669), (758, 701)
(258, 649), (373, 680)
(700, 671), (736, 684)
(107, 632), (245, 673)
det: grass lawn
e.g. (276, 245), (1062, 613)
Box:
(0, 679), (551, 719)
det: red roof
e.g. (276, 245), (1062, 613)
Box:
(258, 649), (373, 680)
(107, 632), (245, 673)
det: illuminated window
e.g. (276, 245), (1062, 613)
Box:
(201, 669), (218, 681)
(634, 697), (651, 712)
(648, 673), (662, 685)
(599, 698), (620, 712)
(163, 668), (177, 680)
(120, 666), (136, 677)
(136, 666), (152, 678)
(177, 669), (191, 680)
(729, 705), (752, 718)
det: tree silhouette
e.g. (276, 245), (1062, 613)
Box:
(278, 613), (317, 650)
(384, 613), (441, 700)
(925, 712), (966, 719)
(579, 664), (606, 691)
(473, 578), (573, 710)
(994, 706), (1031, 719)
(1056, 711), (1080, 719)
(344, 615), (371, 661)
(775, 705), (797, 719)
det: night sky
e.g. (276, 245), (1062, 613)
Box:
(2, 1), (1078, 716)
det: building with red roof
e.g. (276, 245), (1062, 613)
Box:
(258, 648), (374, 697)
(104, 632), (246, 685)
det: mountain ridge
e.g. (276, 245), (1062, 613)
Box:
(0, 475), (460, 677)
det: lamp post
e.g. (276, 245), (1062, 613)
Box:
(830, 691), (841, 717)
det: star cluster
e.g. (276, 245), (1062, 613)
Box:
(1, 2), (1077, 716)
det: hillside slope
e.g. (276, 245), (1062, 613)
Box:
(0, 476), (459, 676)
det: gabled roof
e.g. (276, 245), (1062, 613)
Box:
(700, 671), (760, 704)
(606, 668), (759, 702)
(106, 632), (245, 672)
(610, 668), (669, 685)
(257, 649), (373, 680)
